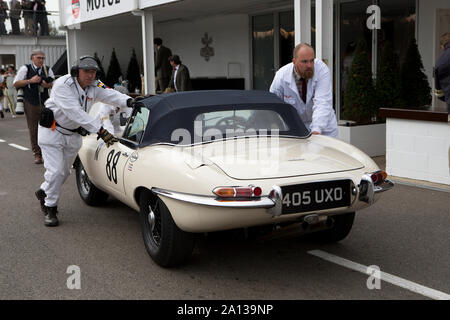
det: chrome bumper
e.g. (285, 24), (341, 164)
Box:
(152, 174), (394, 216)
(152, 187), (275, 209)
(358, 174), (395, 205)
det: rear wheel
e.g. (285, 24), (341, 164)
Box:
(139, 190), (195, 267)
(75, 158), (109, 206)
(310, 212), (355, 243)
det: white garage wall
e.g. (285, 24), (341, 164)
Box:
(155, 14), (250, 89)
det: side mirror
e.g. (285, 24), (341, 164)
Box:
(119, 112), (127, 126)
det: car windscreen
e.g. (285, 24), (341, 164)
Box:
(142, 103), (310, 146)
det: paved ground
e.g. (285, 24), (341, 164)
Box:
(0, 114), (449, 300)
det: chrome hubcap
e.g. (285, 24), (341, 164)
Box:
(147, 201), (161, 246)
(80, 168), (91, 194)
(147, 205), (155, 232)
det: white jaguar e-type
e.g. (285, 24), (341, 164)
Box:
(75, 90), (393, 267)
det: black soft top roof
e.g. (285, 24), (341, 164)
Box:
(138, 90), (310, 146)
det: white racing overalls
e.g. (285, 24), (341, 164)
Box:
(38, 75), (130, 207)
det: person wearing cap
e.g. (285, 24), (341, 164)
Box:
(14, 49), (54, 164)
(34, 55), (139, 227)
(167, 55), (192, 92)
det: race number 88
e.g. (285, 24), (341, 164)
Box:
(106, 149), (121, 184)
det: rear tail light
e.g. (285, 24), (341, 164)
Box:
(213, 186), (262, 199)
(370, 170), (388, 185)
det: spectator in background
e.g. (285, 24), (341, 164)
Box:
(33, 0), (49, 36)
(154, 37), (172, 93)
(167, 55), (192, 92)
(22, 0), (34, 36)
(9, 0), (21, 34)
(0, 0), (9, 35)
(6, 65), (17, 111)
(14, 49), (54, 164)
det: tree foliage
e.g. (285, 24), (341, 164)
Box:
(375, 41), (403, 111)
(342, 38), (375, 124)
(399, 38), (431, 109)
(105, 48), (123, 88)
(126, 48), (141, 93)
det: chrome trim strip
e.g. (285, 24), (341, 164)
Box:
(151, 187), (275, 208)
(147, 134), (310, 148)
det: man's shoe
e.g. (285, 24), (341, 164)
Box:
(35, 189), (47, 214)
(0, 111), (4, 118)
(44, 206), (59, 227)
(34, 154), (43, 164)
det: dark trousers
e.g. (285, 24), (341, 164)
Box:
(33, 13), (48, 36)
(10, 18), (20, 34)
(158, 77), (170, 92)
(0, 21), (6, 35)
(24, 100), (43, 156)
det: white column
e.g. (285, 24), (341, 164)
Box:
(141, 11), (156, 95)
(315, 0), (333, 82)
(294, 0), (311, 46)
(66, 29), (79, 71)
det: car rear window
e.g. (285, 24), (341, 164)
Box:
(194, 109), (289, 139)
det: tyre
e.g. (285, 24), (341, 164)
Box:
(139, 190), (195, 267)
(310, 212), (355, 243)
(75, 158), (109, 206)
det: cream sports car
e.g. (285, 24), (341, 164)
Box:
(75, 90), (393, 267)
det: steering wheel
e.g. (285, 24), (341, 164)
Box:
(216, 116), (247, 129)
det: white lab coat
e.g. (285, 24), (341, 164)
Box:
(38, 74), (130, 207)
(269, 60), (338, 137)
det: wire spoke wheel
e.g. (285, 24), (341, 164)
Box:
(139, 190), (195, 267)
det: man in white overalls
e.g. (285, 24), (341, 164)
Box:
(35, 56), (135, 227)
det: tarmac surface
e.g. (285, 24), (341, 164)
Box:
(0, 114), (449, 300)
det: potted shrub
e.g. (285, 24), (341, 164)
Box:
(399, 38), (432, 109)
(339, 39), (385, 156)
(375, 41), (403, 113)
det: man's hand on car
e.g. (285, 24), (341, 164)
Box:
(97, 127), (118, 147)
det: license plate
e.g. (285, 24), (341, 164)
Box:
(281, 180), (351, 215)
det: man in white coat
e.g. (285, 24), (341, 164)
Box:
(270, 43), (338, 137)
(35, 56), (136, 227)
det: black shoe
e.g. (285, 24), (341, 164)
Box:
(0, 111), (3, 118)
(35, 189), (47, 214)
(44, 206), (59, 227)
